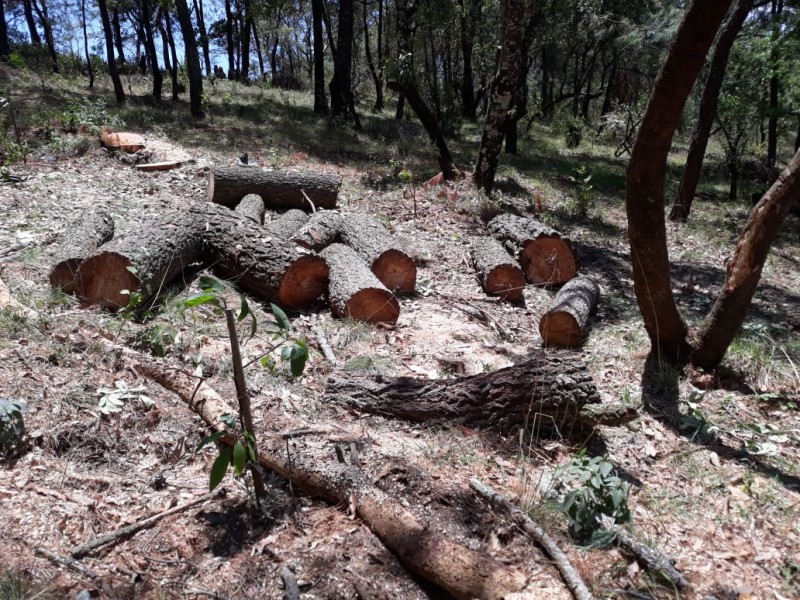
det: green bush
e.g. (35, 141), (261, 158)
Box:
(0, 398), (27, 456)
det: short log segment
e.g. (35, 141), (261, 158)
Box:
(77, 210), (201, 309)
(208, 166), (341, 210)
(325, 349), (600, 433)
(264, 209), (309, 239)
(189, 203), (328, 309)
(291, 210), (343, 251)
(470, 236), (525, 301)
(321, 243), (400, 323)
(340, 213), (416, 293)
(49, 208), (115, 295)
(488, 214), (577, 285)
(539, 276), (600, 348)
(234, 193), (266, 224)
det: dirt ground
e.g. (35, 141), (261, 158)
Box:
(1, 132), (799, 600)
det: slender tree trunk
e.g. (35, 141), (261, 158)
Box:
(312, 0), (329, 114)
(98, 0), (125, 103)
(225, 0), (235, 78)
(473, 0), (526, 194)
(540, 45), (551, 118)
(141, 0), (163, 99)
(625, 0), (732, 362)
(158, 10), (179, 100)
(174, 0), (204, 118)
(458, 0), (479, 120)
(375, 0), (384, 110)
(112, 8), (126, 64)
(329, 0), (356, 121)
(252, 21), (266, 80)
(80, 0), (93, 88)
(670, 0), (752, 222)
(692, 147), (800, 369)
(600, 47), (617, 120)
(0, 0), (12, 59)
(192, 0), (212, 75)
(322, 0), (337, 59)
(363, 0), (383, 112)
(166, 11), (181, 94)
(767, 0), (783, 167)
(31, 0), (58, 72)
(240, 0), (253, 81)
(23, 0), (41, 46)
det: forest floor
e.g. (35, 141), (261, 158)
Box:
(1, 67), (800, 600)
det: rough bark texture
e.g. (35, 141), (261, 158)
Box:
(264, 209), (309, 239)
(234, 193), (265, 224)
(670, 0), (752, 222)
(320, 243), (399, 323)
(97, 0), (125, 104)
(190, 203), (328, 310)
(208, 166), (341, 210)
(49, 208), (115, 295)
(340, 213), (416, 293)
(292, 210), (344, 251)
(470, 236), (525, 301)
(173, 0), (204, 118)
(472, 0), (526, 194)
(325, 349), (600, 433)
(487, 214), (577, 285)
(539, 276), (600, 348)
(311, 0), (328, 114)
(77, 210), (202, 309)
(691, 147), (800, 369)
(329, 0), (356, 121)
(625, 0), (731, 361)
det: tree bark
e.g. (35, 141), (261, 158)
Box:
(174, 0), (205, 118)
(0, 0), (10, 60)
(362, 0), (383, 112)
(141, 0), (163, 100)
(292, 210), (343, 251)
(670, 0), (752, 222)
(487, 214), (577, 285)
(767, 0), (782, 167)
(329, 0), (356, 121)
(234, 193), (266, 224)
(625, 0), (731, 362)
(325, 349), (600, 434)
(192, 0), (212, 76)
(264, 209), (310, 240)
(312, 0), (329, 114)
(457, 0), (479, 120)
(470, 236), (525, 302)
(158, 9), (179, 100)
(80, 0), (94, 88)
(22, 0), (41, 46)
(224, 0), (236, 78)
(472, 0), (526, 194)
(112, 8), (126, 64)
(98, 0), (125, 103)
(31, 0), (58, 72)
(692, 147), (800, 369)
(539, 276), (600, 348)
(320, 243), (400, 323)
(49, 208), (115, 295)
(207, 166), (341, 210)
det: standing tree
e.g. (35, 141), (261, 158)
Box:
(22, 0), (41, 46)
(98, 0), (126, 103)
(174, 0), (205, 118)
(312, 0), (328, 114)
(31, 0), (59, 72)
(80, 0), (93, 88)
(139, 0), (163, 99)
(192, 0), (212, 75)
(329, 0), (358, 123)
(1, 0), (12, 59)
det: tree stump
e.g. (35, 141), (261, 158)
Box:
(470, 236), (525, 301)
(340, 213), (417, 294)
(77, 210), (202, 309)
(320, 243), (400, 323)
(49, 208), (115, 295)
(325, 349), (599, 433)
(292, 210), (343, 251)
(488, 214), (577, 285)
(234, 193), (266, 224)
(264, 209), (309, 239)
(208, 166), (341, 210)
(539, 276), (600, 348)
(190, 203), (328, 309)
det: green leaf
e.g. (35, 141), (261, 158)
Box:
(271, 304), (292, 332)
(220, 413), (237, 428)
(233, 441), (247, 475)
(197, 430), (226, 452)
(238, 296), (251, 322)
(282, 340), (308, 377)
(239, 297), (258, 338)
(182, 292), (223, 309)
(198, 275), (225, 294)
(209, 447), (232, 491)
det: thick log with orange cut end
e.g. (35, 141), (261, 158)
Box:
(208, 166), (341, 210)
(470, 236), (525, 301)
(49, 207), (115, 295)
(321, 243), (400, 323)
(487, 214), (577, 285)
(539, 276), (600, 348)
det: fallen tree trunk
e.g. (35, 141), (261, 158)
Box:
(471, 236), (525, 301)
(234, 193), (266, 224)
(488, 214), (577, 285)
(77, 210), (202, 308)
(325, 349), (600, 433)
(539, 276), (600, 348)
(189, 203), (328, 310)
(49, 207), (115, 294)
(265, 209), (309, 239)
(340, 213), (416, 294)
(292, 210), (343, 251)
(320, 243), (399, 323)
(208, 166), (341, 210)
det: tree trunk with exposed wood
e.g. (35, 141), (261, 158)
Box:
(470, 236), (525, 301)
(539, 276), (600, 348)
(49, 208), (114, 295)
(208, 166), (341, 210)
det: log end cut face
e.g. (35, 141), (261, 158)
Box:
(340, 288), (400, 324)
(484, 264), (525, 301)
(48, 259), (83, 295)
(277, 254), (329, 309)
(539, 312), (581, 347)
(78, 252), (139, 309)
(520, 238), (577, 285)
(373, 250), (417, 294)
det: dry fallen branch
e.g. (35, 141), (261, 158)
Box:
(312, 323), (339, 365)
(280, 565), (301, 600)
(34, 546), (101, 580)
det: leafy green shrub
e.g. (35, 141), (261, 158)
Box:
(0, 398), (28, 456)
(60, 97), (123, 134)
(567, 164), (594, 217)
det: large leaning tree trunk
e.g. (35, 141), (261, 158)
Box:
(173, 0), (205, 118)
(669, 0), (752, 222)
(98, 0), (125, 104)
(625, 0), (732, 362)
(472, 0), (526, 194)
(691, 147), (800, 369)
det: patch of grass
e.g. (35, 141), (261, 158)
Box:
(726, 322), (800, 390)
(0, 571), (54, 600)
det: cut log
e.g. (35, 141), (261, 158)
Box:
(134, 160), (184, 172)
(291, 210), (343, 251)
(189, 203), (328, 309)
(488, 214), (577, 285)
(49, 207), (115, 295)
(208, 166), (341, 210)
(470, 236), (525, 301)
(100, 130), (145, 153)
(325, 349), (600, 433)
(539, 276), (600, 348)
(77, 210), (202, 309)
(320, 243), (399, 323)
(340, 213), (416, 294)
(264, 209), (309, 239)
(234, 193), (266, 224)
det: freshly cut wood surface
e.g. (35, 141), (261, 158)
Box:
(100, 130), (145, 152)
(488, 214), (577, 285)
(134, 160), (183, 172)
(208, 166), (341, 210)
(49, 208), (115, 295)
(264, 209), (309, 239)
(470, 236), (525, 301)
(321, 243), (400, 323)
(340, 213), (416, 293)
(539, 276), (600, 348)
(234, 193), (266, 224)
(291, 210), (343, 251)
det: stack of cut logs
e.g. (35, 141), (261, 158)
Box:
(472, 213), (600, 348)
(49, 166), (415, 324)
